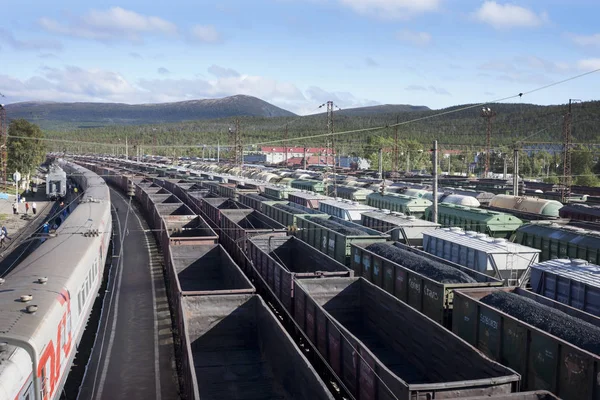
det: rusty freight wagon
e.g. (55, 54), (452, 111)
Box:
(247, 235), (352, 312)
(294, 277), (520, 400)
(152, 203), (195, 234)
(351, 242), (504, 326)
(200, 197), (250, 228)
(453, 286), (600, 399)
(238, 193), (284, 213)
(160, 215), (218, 247)
(219, 209), (287, 268)
(262, 202), (329, 228)
(167, 244), (254, 310)
(295, 216), (390, 266)
(178, 294), (334, 400)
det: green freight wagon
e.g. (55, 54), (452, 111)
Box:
(453, 287), (600, 399)
(351, 242), (503, 327)
(325, 184), (373, 203)
(514, 222), (600, 262)
(290, 179), (326, 193)
(425, 203), (523, 239)
(263, 185), (299, 200)
(295, 216), (389, 265)
(366, 192), (432, 218)
(262, 202), (329, 228)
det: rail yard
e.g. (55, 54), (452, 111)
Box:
(2, 154), (600, 400)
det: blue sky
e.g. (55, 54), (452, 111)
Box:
(0, 0), (599, 114)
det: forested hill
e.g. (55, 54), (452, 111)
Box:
(4, 95), (296, 127)
(42, 100), (600, 152)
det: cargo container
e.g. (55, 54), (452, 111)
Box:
(248, 235), (352, 312)
(294, 278), (520, 400)
(559, 203), (600, 223)
(200, 197), (250, 228)
(514, 222), (600, 262)
(325, 185), (373, 202)
(296, 216), (390, 266)
(530, 258), (600, 316)
(178, 294), (334, 400)
(460, 391), (558, 400)
(351, 242), (504, 326)
(262, 202), (329, 228)
(318, 199), (377, 222)
(263, 185), (299, 200)
(361, 210), (440, 245)
(453, 286), (600, 399)
(160, 215), (218, 247)
(218, 183), (258, 201)
(219, 209), (287, 267)
(366, 192), (432, 217)
(423, 228), (540, 285)
(288, 191), (329, 209)
(238, 193), (282, 213)
(167, 244), (254, 306)
(426, 203), (523, 239)
(291, 179), (326, 193)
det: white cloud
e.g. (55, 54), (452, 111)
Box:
(0, 66), (138, 103)
(473, 1), (548, 29)
(396, 30), (431, 46)
(0, 28), (62, 51)
(190, 25), (221, 43)
(208, 65), (240, 78)
(578, 59), (600, 71)
(157, 67), (170, 75)
(338, 0), (440, 20)
(39, 7), (178, 42)
(405, 84), (450, 95)
(405, 85), (427, 91)
(569, 33), (600, 47)
(129, 52), (143, 59)
(305, 86), (379, 110)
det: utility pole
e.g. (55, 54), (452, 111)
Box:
(0, 104), (7, 190)
(217, 140), (220, 163)
(513, 147), (519, 196)
(432, 140), (439, 224)
(561, 99), (579, 203)
(393, 115), (399, 174)
(378, 148), (383, 180)
(481, 107), (497, 178)
(303, 147), (307, 170)
(125, 136), (128, 160)
(284, 124), (289, 167)
(229, 119), (243, 169)
(326, 100), (338, 197)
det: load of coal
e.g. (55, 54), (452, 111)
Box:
(245, 194), (270, 201)
(365, 243), (476, 284)
(306, 216), (368, 236)
(481, 291), (600, 355)
(273, 204), (307, 214)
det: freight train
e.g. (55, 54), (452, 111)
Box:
(82, 157), (579, 399)
(0, 161), (112, 400)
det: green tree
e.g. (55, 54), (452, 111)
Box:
(571, 145), (595, 175)
(8, 119), (46, 180)
(575, 169), (600, 187)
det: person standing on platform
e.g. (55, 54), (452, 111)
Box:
(25, 202), (29, 214)
(32, 202), (37, 215)
(12, 201), (18, 215)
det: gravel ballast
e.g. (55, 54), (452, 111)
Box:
(481, 291), (600, 356)
(365, 243), (477, 284)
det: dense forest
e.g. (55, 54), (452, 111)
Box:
(39, 100), (600, 185)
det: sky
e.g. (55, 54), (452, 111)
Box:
(0, 0), (599, 115)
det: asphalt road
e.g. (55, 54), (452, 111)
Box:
(78, 188), (179, 400)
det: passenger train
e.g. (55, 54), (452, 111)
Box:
(0, 161), (112, 400)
